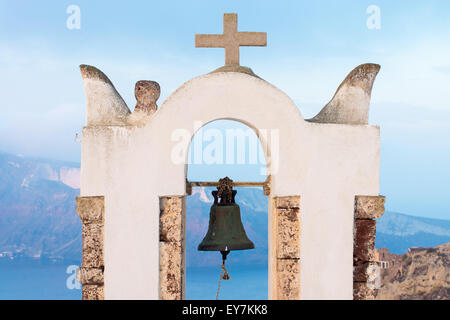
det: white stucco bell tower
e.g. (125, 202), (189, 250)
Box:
(76, 13), (385, 301)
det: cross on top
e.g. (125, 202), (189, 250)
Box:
(195, 13), (267, 66)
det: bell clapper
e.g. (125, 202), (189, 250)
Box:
(221, 250), (231, 280)
(216, 250), (231, 300)
(220, 250), (229, 262)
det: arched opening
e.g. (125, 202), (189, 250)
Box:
(185, 119), (269, 299)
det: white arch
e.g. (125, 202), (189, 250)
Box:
(184, 118), (270, 182)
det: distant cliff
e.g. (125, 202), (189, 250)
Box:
(0, 152), (81, 263)
(376, 243), (450, 300)
(376, 211), (450, 254)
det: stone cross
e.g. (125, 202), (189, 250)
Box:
(195, 13), (267, 66)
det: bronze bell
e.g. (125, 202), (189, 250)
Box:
(198, 177), (255, 256)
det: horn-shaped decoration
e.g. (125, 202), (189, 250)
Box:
(80, 65), (131, 126)
(308, 63), (380, 125)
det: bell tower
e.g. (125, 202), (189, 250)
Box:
(76, 12), (385, 300)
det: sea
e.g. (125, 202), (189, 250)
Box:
(0, 263), (267, 300)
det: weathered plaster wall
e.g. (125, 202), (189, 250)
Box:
(80, 71), (380, 299)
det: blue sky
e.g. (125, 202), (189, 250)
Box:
(0, 1), (449, 219)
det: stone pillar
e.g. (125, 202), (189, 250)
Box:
(353, 195), (385, 300)
(76, 196), (105, 300)
(159, 196), (185, 300)
(274, 196), (301, 300)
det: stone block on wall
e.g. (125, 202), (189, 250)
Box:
(353, 219), (377, 263)
(82, 223), (104, 268)
(275, 196), (300, 209)
(353, 261), (378, 282)
(76, 196), (105, 224)
(82, 285), (104, 301)
(355, 195), (385, 219)
(277, 208), (300, 259)
(353, 195), (386, 300)
(353, 282), (376, 300)
(277, 259), (300, 300)
(160, 196), (184, 243)
(160, 241), (183, 300)
(76, 196), (105, 300)
(79, 267), (104, 285)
